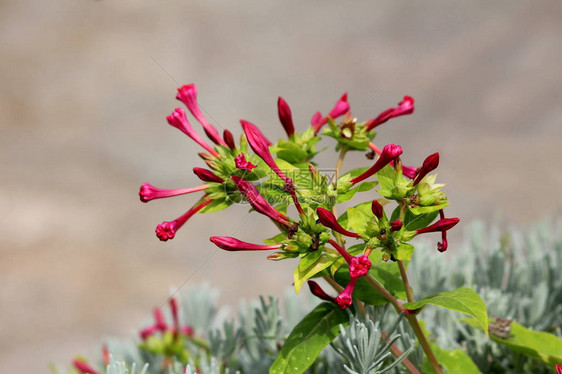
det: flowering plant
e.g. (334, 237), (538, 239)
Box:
(133, 83), (492, 373)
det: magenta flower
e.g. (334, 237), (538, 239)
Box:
(231, 176), (291, 226)
(167, 108), (220, 157)
(365, 96), (414, 131)
(311, 111), (323, 127)
(139, 183), (209, 203)
(350, 144), (403, 184)
(155, 198), (213, 241)
(390, 219), (403, 232)
(223, 129), (236, 150)
(278, 97), (295, 137)
(73, 360), (100, 374)
(349, 255), (372, 278)
(210, 236), (282, 251)
(312, 93), (350, 134)
(317, 207), (361, 238)
(307, 280), (336, 303)
(402, 165), (418, 179)
(416, 218), (460, 235)
(335, 277), (358, 309)
(556, 364), (562, 374)
(193, 167), (225, 183)
(371, 199), (384, 219)
(176, 84), (226, 146)
(413, 152), (440, 186)
(234, 153), (257, 172)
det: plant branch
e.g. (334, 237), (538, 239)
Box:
(405, 314), (443, 374)
(398, 261), (414, 303)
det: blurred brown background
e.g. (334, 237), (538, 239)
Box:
(1, 0), (561, 372)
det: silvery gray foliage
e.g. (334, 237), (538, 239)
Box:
(408, 219), (562, 373)
(331, 306), (413, 374)
(105, 356), (148, 374)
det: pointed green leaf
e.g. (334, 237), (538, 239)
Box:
(422, 342), (482, 374)
(346, 207), (372, 236)
(293, 250), (339, 293)
(403, 286), (489, 336)
(491, 321), (562, 365)
(270, 302), (348, 374)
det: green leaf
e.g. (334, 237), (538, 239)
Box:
(422, 342), (482, 374)
(270, 302), (348, 374)
(293, 250), (339, 294)
(346, 206), (372, 236)
(391, 208), (440, 231)
(198, 197), (233, 213)
(491, 321), (562, 365)
(409, 202), (449, 215)
(275, 141), (310, 164)
(403, 287), (489, 336)
(264, 232), (288, 245)
(395, 243), (414, 261)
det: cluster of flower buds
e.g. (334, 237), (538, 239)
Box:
(140, 83), (459, 310)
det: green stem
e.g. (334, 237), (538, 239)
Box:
(405, 314), (443, 374)
(366, 274), (443, 374)
(398, 260), (414, 303)
(334, 147), (348, 188)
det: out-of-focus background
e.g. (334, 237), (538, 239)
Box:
(1, 0), (561, 371)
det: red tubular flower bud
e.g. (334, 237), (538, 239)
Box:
(231, 176), (290, 226)
(390, 219), (403, 232)
(317, 208), (361, 238)
(102, 345), (110, 366)
(437, 209), (449, 252)
(335, 277), (358, 309)
(313, 93), (350, 134)
(169, 297), (179, 337)
(156, 198), (213, 241)
(365, 96), (414, 131)
(307, 280), (336, 303)
(176, 84), (226, 146)
(223, 129), (236, 150)
(349, 255), (372, 278)
(181, 325), (194, 337)
(556, 364), (562, 374)
(153, 307), (167, 331)
(209, 236), (282, 251)
(413, 152), (440, 186)
(139, 325), (158, 340)
(241, 120), (303, 214)
(73, 360), (100, 374)
(240, 120), (280, 174)
(139, 183), (208, 203)
(416, 218), (460, 235)
(350, 144), (403, 184)
(234, 153), (257, 172)
(371, 200), (384, 219)
(278, 97), (295, 137)
(368, 142), (416, 179)
(167, 108), (220, 157)
(193, 167), (224, 183)
(311, 111), (323, 127)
